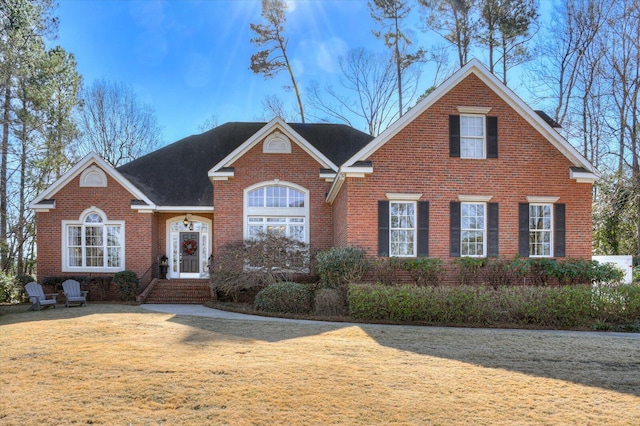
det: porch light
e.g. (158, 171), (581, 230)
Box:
(183, 215), (194, 230)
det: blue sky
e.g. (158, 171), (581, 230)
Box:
(55, 0), (385, 143)
(54, 0), (552, 144)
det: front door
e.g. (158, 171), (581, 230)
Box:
(180, 232), (199, 273)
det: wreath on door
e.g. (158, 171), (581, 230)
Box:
(182, 239), (198, 256)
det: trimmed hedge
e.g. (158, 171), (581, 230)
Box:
(348, 283), (640, 328)
(255, 282), (314, 314)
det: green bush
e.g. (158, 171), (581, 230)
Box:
(254, 282), (314, 314)
(402, 258), (443, 286)
(454, 257), (485, 286)
(316, 247), (369, 300)
(0, 272), (21, 303)
(348, 283), (640, 328)
(371, 257), (404, 286)
(14, 274), (35, 287)
(113, 270), (139, 301)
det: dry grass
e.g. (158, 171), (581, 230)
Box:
(1, 303), (638, 425)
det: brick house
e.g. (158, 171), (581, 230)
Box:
(30, 59), (598, 288)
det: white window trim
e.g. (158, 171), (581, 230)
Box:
(460, 114), (486, 159)
(243, 181), (309, 243)
(457, 106), (492, 114)
(461, 202), (487, 257)
(61, 207), (125, 273)
(527, 196), (560, 204)
(458, 195), (493, 203)
(389, 200), (417, 257)
(386, 193), (422, 201)
(529, 203), (554, 258)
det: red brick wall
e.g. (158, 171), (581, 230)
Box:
(35, 170), (154, 280)
(339, 74), (593, 262)
(212, 132), (334, 260)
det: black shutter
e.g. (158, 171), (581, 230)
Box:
(487, 203), (499, 257)
(378, 201), (390, 256)
(450, 201), (461, 257)
(449, 115), (460, 158)
(417, 201), (429, 257)
(554, 203), (566, 257)
(487, 116), (498, 158)
(519, 203), (530, 257)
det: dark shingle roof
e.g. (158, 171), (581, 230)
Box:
(534, 110), (562, 128)
(117, 122), (373, 206)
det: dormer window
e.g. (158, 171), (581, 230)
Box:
(450, 107), (498, 159)
(460, 115), (485, 159)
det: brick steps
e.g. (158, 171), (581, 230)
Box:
(142, 279), (211, 304)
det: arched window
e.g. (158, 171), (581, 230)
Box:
(63, 209), (124, 271)
(244, 182), (308, 243)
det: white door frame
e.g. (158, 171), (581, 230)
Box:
(165, 216), (212, 279)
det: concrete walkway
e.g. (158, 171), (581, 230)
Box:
(140, 304), (343, 326)
(139, 304), (640, 338)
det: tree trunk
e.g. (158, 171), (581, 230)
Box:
(1, 83), (10, 272)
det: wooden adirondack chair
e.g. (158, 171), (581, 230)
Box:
(25, 282), (57, 311)
(62, 280), (88, 307)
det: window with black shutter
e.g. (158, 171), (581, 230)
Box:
(450, 201), (461, 257)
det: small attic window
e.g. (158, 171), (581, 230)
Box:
(263, 131), (291, 154)
(80, 165), (107, 187)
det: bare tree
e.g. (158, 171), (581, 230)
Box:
(419, 0), (478, 68)
(369, 0), (424, 117)
(76, 78), (162, 167)
(258, 94), (297, 122)
(307, 48), (399, 136)
(250, 0), (304, 123)
(197, 114), (218, 133)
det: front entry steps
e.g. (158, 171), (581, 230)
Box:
(138, 278), (211, 304)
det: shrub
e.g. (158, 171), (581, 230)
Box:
(402, 258), (443, 286)
(480, 257), (515, 288)
(113, 270), (139, 301)
(372, 257), (404, 286)
(0, 272), (21, 303)
(348, 283), (640, 328)
(314, 288), (347, 316)
(12, 274), (34, 302)
(316, 247), (369, 298)
(255, 282), (314, 314)
(14, 274), (35, 287)
(526, 258), (556, 286)
(454, 257), (485, 286)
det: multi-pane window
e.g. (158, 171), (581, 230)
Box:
(461, 203), (486, 256)
(245, 184), (308, 244)
(529, 204), (552, 257)
(66, 212), (122, 270)
(248, 186), (305, 208)
(390, 202), (416, 257)
(248, 217), (305, 242)
(460, 115), (485, 159)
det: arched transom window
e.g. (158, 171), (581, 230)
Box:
(63, 209), (124, 272)
(244, 183), (309, 243)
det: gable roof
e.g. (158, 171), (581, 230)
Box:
(30, 152), (155, 211)
(117, 121), (372, 207)
(325, 59), (599, 204)
(343, 58), (598, 175)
